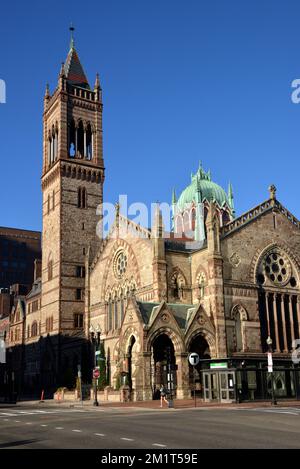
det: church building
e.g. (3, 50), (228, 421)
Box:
(4, 35), (300, 403)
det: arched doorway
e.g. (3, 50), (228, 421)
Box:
(151, 333), (176, 399)
(188, 334), (210, 396)
(127, 336), (136, 391)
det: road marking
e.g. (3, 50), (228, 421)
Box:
(0, 413), (17, 417)
(152, 443), (167, 447)
(72, 429), (82, 433)
(121, 437), (134, 441)
(94, 433), (105, 437)
(55, 427), (64, 430)
(3, 419), (9, 421)
(41, 424), (48, 427)
(14, 420), (21, 423)
(26, 422), (32, 425)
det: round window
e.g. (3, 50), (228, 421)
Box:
(263, 251), (291, 286)
(114, 251), (127, 278)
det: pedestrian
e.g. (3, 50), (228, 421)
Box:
(160, 385), (168, 407)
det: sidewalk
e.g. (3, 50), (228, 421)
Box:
(5, 398), (300, 410)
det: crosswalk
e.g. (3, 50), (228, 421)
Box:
(234, 407), (300, 416)
(0, 409), (89, 417)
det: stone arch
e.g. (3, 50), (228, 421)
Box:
(101, 239), (141, 302)
(120, 327), (141, 355)
(169, 267), (187, 300)
(186, 328), (216, 357)
(146, 326), (184, 354)
(230, 304), (248, 352)
(230, 304), (248, 321)
(251, 242), (300, 284)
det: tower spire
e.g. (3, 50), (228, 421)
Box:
(69, 23), (75, 50)
(228, 182), (235, 215)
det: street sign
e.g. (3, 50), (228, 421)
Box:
(210, 362), (228, 369)
(188, 352), (200, 366)
(93, 368), (100, 379)
(268, 353), (273, 373)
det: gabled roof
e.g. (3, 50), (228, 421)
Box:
(137, 301), (195, 329)
(221, 198), (300, 238)
(26, 277), (41, 300)
(64, 46), (90, 89)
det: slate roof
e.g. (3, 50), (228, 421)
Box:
(137, 301), (195, 330)
(64, 46), (90, 89)
(26, 277), (41, 300)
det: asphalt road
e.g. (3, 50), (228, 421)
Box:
(1, 404), (300, 449)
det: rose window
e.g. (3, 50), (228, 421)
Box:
(263, 251), (291, 286)
(114, 251), (127, 278)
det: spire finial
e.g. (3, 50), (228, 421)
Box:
(69, 23), (75, 49)
(94, 72), (100, 90)
(172, 188), (177, 204)
(268, 184), (277, 200)
(45, 83), (50, 98)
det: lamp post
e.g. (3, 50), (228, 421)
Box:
(90, 324), (101, 406)
(166, 346), (174, 408)
(266, 336), (277, 406)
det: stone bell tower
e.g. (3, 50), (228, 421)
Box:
(41, 29), (104, 362)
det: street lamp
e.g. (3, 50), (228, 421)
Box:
(89, 324), (101, 406)
(266, 336), (277, 406)
(166, 346), (174, 408)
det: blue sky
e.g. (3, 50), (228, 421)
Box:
(0, 0), (300, 231)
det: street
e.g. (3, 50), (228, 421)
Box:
(0, 403), (300, 449)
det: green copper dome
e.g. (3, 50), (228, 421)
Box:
(176, 164), (231, 212)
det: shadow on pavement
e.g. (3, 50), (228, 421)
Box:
(0, 439), (40, 448)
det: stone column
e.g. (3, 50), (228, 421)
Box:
(288, 295), (295, 348)
(175, 352), (190, 400)
(281, 294), (288, 352)
(84, 128), (87, 158)
(48, 139), (51, 165)
(75, 126), (78, 156)
(265, 292), (270, 336)
(297, 296), (300, 339)
(91, 132), (94, 159)
(273, 293), (280, 352)
(55, 133), (58, 160)
(142, 352), (152, 401)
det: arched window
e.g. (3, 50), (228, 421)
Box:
(48, 135), (52, 166)
(183, 211), (190, 236)
(52, 190), (55, 210)
(31, 321), (38, 337)
(69, 119), (76, 157)
(86, 123), (93, 160)
(222, 211), (230, 226)
(191, 208), (196, 231)
(175, 215), (184, 236)
(77, 187), (87, 208)
(16, 310), (20, 323)
(170, 270), (186, 300)
(120, 294), (124, 324)
(114, 299), (118, 329)
(108, 299), (113, 331)
(197, 272), (207, 299)
(231, 305), (247, 352)
(47, 194), (50, 215)
(77, 120), (84, 158)
(54, 124), (58, 160)
(48, 256), (53, 281)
